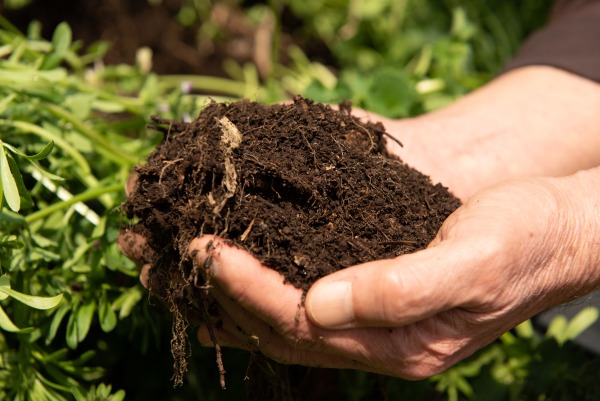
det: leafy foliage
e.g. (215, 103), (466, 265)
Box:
(0, 17), (246, 401)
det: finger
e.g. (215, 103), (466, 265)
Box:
(188, 236), (310, 335)
(139, 263), (164, 295)
(140, 263), (151, 288)
(187, 238), (382, 368)
(117, 228), (154, 263)
(305, 242), (482, 329)
(198, 293), (377, 371)
(125, 170), (139, 196)
(188, 236), (488, 378)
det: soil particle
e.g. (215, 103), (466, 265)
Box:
(122, 95), (460, 386)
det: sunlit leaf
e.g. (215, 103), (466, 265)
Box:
(0, 277), (63, 310)
(366, 67), (418, 118)
(0, 93), (16, 114)
(546, 315), (568, 343)
(0, 144), (20, 211)
(514, 319), (535, 339)
(41, 22), (72, 70)
(113, 286), (143, 319)
(6, 153), (32, 210)
(112, 390), (126, 401)
(75, 301), (95, 343)
(0, 276), (9, 301)
(0, 304), (33, 333)
(564, 307), (599, 341)
(455, 376), (474, 398)
(3, 140), (54, 160)
(71, 387), (86, 401)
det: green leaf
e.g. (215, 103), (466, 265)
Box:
(455, 375), (474, 398)
(6, 153), (32, 210)
(66, 300), (80, 349)
(65, 300), (96, 349)
(64, 94), (93, 120)
(41, 22), (72, 70)
(0, 304), (33, 333)
(0, 239), (23, 249)
(71, 387), (86, 401)
(115, 390), (127, 401)
(68, 349), (95, 366)
(113, 286), (143, 319)
(45, 302), (70, 345)
(98, 292), (117, 333)
(3, 140), (54, 160)
(0, 276), (63, 310)
(365, 67), (418, 118)
(352, 0), (389, 19)
(0, 144), (20, 211)
(52, 23), (72, 53)
(75, 301), (95, 343)
(514, 319), (535, 339)
(0, 93), (16, 114)
(0, 276), (9, 301)
(546, 314), (568, 343)
(112, 390), (126, 401)
(564, 306), (599, 341)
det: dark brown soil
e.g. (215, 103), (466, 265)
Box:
(121, 96), (460, 386)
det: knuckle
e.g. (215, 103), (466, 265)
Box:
(379, 267), (430, 324)
(386, 332), (467, 380)
(398, 349), (455, 380)
(280, 324), (322, 351)
(380, 270), (410, 322)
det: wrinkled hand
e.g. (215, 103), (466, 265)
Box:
(186, 174), (599, 379)
(117, 127), (600, 380)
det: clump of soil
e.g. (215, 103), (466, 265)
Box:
(121, 96), (460, 386)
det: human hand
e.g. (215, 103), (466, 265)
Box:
(188, 171), (600, 379)
(360, 66), (600, 201)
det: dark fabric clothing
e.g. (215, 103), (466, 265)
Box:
(504, 0), (600, 82)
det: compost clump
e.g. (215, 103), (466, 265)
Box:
(121, 96), (461, 386)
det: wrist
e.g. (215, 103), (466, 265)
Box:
(556, 167), (600, 293)
(538, 167), (600, 306)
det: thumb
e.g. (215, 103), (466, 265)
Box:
(305, 244), (477, 329)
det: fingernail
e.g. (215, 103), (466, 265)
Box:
(192, 237), (221, 278)
(125, 170), (139, 196)
(306, 281), (354, 329)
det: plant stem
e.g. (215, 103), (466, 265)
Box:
(1, 119), (91, 174)
(42, 103), (138, 166)
(24, 183), (122, 224)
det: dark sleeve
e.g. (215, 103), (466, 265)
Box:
(503, 0), (600, 82)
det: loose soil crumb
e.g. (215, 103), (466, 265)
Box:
(121, 96), (461, 386)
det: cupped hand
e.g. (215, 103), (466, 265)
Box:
(189, 174), (599, 379)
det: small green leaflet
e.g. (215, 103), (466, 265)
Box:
(98, 292), (117, 332)
(3, 140), (54, 160)
(0, 142), (19, 212)
(0, 304), (33, 333)
(41, 22), (72, 70)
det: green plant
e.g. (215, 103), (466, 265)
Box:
(0, 17), (253, 400)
